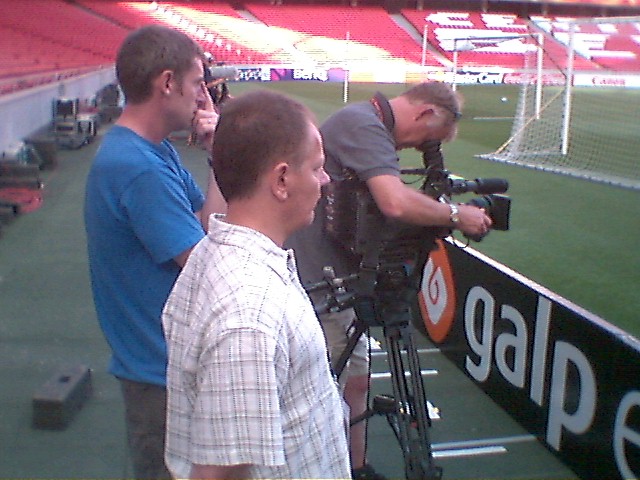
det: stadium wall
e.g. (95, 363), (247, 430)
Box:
(0, 67), (116, 156)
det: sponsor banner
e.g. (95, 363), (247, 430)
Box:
(415, 239), (640, 480)
(503, 71), (567, 86)
(236, 67), (271, 82)
(271, 67), (330, 82)
(328, 68), (347, 82)
(575, 73), (640, 88)
(236, 66), (408, 83)
(237, 67), (333, 82)
(491, 0), (637, 5)
(234, 67), (640, 88)
(541, 0), (638, 4)
(449, 71), (506, 85)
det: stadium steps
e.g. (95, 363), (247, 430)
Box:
(402, 10), (603, 71)
(245, 4), (425, 66)
(392, 13), (452, 67)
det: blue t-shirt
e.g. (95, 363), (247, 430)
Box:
(84, 126), (205, 386)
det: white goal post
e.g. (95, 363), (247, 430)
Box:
(478, 16), (640, 190)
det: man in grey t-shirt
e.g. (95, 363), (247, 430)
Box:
(287, 81), (492, 480)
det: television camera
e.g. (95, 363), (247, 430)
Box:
(404, 139), (511, 241)
(209, 65), (239, 81)
(306, 141), (512, 480)
(323, 141), (511, 272)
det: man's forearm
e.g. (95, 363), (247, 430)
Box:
(366, 174), (490, 237)
(367, 175), (450, 226)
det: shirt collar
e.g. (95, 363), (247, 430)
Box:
(207, 214), (298, 283)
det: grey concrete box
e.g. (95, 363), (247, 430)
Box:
(32, 365), (92, 430)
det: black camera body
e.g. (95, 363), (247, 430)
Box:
(324, 177), (432, 267)
(323, 141), (511, 267)
(467, 194), (510, 231)
(420, 174), (511, 232)
(409, 139), (511, 238)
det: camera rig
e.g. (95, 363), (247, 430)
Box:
(306, 261), (442, 480)
(305, 141), (511, 480)
(406, 140), (511, 241)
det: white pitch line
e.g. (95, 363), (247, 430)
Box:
(370, 369), (438, 379)
(432, 434), (537, 459)
(370, 347), (441, 356)
(434, 434), (537, 451)
(433, 445), (507, 458)
(366, 335), (537, 461)
(473, 116), (514, 121)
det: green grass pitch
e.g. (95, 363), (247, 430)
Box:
(228, 81), (640, 336)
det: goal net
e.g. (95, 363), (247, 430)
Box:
(479, 16), (640, 190)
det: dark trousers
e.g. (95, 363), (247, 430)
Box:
(119, 378), (172, 479)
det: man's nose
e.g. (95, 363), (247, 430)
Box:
(320, 168), (331, 186)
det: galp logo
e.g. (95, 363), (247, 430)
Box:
(417, 239), (456, 343)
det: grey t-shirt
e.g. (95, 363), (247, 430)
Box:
(286, 100), (401, 287)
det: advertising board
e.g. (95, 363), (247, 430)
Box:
(416, 239), (640, 479)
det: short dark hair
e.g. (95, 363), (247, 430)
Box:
(116, 25), (204, 104)
(402, 82), (462, 121)
(212, 90), (315, 202)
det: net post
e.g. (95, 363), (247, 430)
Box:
(343, 31), (350, 104)
(561, 22), (576, 156)
(421, 23), (428, 67)
(535, 32), (544, 120)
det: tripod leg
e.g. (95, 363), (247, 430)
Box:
(332, 318), (368, 382)
(383, 323), (442, 480)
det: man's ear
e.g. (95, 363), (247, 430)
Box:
(155, 70), (174, 95)
(416, 103), (436, 122)
(271, 162), (289, 201)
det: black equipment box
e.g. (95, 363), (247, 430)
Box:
(32, 365), (92, 430)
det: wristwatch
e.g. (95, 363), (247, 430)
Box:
(448, 203), (460, 226)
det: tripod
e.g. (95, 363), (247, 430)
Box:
(308, 264), (443, 480)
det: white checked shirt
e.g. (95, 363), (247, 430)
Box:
(163, 216), (351, 479)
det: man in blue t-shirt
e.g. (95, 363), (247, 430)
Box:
(84, 25), (225, 479)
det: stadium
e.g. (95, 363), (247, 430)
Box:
(0, 0), (639, 478)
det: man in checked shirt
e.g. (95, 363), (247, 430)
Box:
(163, 89), (351, 479)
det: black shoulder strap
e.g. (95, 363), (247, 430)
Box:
(371, 92), (395, 134)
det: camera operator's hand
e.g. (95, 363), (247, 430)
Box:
(455, 203), (492, 238)
(192, 83), (219, 154)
